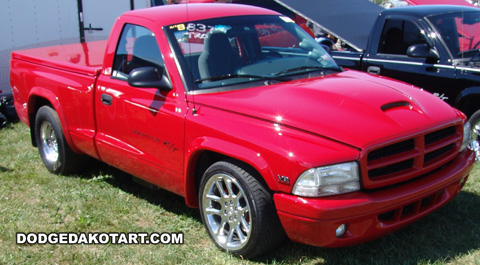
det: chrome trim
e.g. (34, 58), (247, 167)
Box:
(363, 58), (459, 70)
(332, 56), (362, 61)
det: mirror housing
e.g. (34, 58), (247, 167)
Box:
(317, 37), (334, 54)
(299, 38), (317, 51)
(407, 44), (439, 61)
(128, 67), (172, 91)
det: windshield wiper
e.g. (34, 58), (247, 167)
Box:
(273, 66), (341, 76)
(195, 74), (289, 83)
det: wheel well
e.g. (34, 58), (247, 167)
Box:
(189, 150), (271, 207)
(28, 97), (53, 147)
(458, 93), (480, 118)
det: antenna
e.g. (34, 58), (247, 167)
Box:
(185, 1), (198, 115)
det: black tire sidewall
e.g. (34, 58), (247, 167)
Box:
(198, 160), (277, 258)
(0, 112), (7, 128)
(35, 106), (68, 174)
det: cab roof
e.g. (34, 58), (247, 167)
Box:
(122, 3), (280, 26)
(380, 4), (479, 18)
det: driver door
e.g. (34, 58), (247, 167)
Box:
(95, 23), (186, 194)
(363, 17), (456, 104)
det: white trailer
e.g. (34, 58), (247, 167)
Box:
(0, 0), (152, 95)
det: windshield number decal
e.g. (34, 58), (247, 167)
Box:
(187, 23), (209, 32)
(183, 23), (213, 39)
(170, 24), (186, 31)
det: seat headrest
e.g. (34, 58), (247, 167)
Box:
(133, 35), (163, 63)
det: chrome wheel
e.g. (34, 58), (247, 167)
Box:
(35, 106), (83, 174)
(202, 173), (252, 251)
(40, 121), (59, 163)
(472, 119), (480, 161)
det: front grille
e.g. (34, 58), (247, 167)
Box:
(368, 139), (415, 161)
(378, 189), (446, 224)
(368, 159), (414, 178)
(424, 144), (454, 163)
(425, 126), (457, 145)
(361, 125), (462, 189)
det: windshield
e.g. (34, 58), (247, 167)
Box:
(429, 11), (480, 59)
(165, 15), (340, 91)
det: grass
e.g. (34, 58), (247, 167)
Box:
(0, 122), (479, 265)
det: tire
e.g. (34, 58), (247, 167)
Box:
(469, 109), (480, 160)
(34, 106), (80, 174)
(199, 160), (285, 258)
(0, 112), (7, 129)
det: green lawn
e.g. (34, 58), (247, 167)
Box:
(1, 122), (479, 265)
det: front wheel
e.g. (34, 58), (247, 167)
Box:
(470, 110), (480, 160)
(34, 106), (81, 174)
(199, 160), (285, 258)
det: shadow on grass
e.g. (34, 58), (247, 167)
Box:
(258, 190), (480, 265)
(75, 160), (201, 221)
(74, 161), (480, 264)
(0, 166), (13, 173)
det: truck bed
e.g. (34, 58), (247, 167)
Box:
(10, 41), (106, 158)
(11, 40), (107, 76)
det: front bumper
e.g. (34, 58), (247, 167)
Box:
(274, 149), (475, 247)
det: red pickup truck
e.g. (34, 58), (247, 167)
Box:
(10, 4), (476, 257)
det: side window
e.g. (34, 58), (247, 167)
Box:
(378, 19), (427, 55)
(112, 24), (164, 80)
(430, 16), (460, 56)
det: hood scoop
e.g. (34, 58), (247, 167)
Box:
(381, 101), (412, 112)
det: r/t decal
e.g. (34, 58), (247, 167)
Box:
(133, 130), (179, 152)
(163, 140), (179, 153)
(433, 93), (449, 101)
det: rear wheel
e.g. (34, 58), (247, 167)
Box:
(0, 112), (7, 128)
(35, 106), (80, 174)
(199, 160), (285, 258)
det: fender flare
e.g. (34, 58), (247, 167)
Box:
(454, 86), (480, 117)
(183, 136), (279, 208)
(27, 87), (79, 153)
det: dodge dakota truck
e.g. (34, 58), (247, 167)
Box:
(10, 3), (476, 257)
(273, 0), (480, 161)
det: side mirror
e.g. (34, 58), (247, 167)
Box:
(299, 38), (317, 51)
(320, 44), (332, 54)
(317, 37), (334, 54)
(128, 66), (172, 91)
(407, 44), (439, 61)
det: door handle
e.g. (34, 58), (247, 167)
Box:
(101, 93), (113, 106)
(367, 66), (381, 75)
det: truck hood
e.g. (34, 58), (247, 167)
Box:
(193, 70), (460, 149)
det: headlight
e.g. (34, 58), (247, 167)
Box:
(292, 162), (360, 197)
(461, 122), (472, 152)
